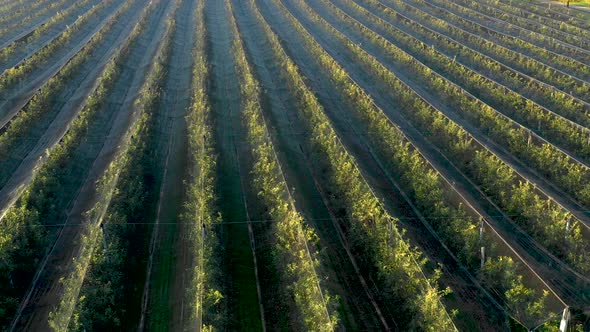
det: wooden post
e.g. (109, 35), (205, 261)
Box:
(388, 220), (394, 247)
(479, 217), (484, 243)
(100, 223), (108, 264)
(480, 246), (485, 269)
(479, 218), (485, 268)
(559, 307), (570, 332)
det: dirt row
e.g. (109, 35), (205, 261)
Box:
(141, 0), (198, 329)
(205, 0), (265, 329)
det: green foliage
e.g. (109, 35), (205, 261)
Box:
(0, 0), (75, 39)
(0, 0), (118, 92)
(251, 0), (457, 329)
(0, 0), (136, 189)
(308, 0), (590, 275)
(481, 256), (556, 327)
(0, 0), (96, 62)
(62, 7), (178, 331)
(452, 0), (589, 49)
(381, 0), (590, 103)
(283, 0), (564, 327)
(182, 0), (224, 329)
(415, 0), (590, 80)
(229, 1), (337, 329)
(331, 0), (590, 210)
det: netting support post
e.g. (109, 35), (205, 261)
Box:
(388, 220), (394, 247)
(479, 218), (485, 268)
(479, 217), (484, 243)
(565, 217), (571, 242)
(100, 223), (108, 263)
(559, 307), (570, 332)
(480, 246), (485, 269)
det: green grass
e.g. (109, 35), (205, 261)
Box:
(570, 1), (590, 8)
(561, 0), (590, 9)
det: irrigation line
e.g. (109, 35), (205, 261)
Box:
(137, 128), (169, 332)
(356, 2), (590, 289)
(137, 101), (172, 332)
(0, 0), (98, 55)
(318, 0), (590, 257)
(499, 0), (590, 30)
(6, 0), (155, 328)
(7, 125), (589, 141)
(0, 0), (130, 133)
(0, 0), (44, 18)
(332, 0), (590, 171)
(529, 1), (589, 24)
(0, 1), (104, 79)
(362, 131), (508, 319)
(224, 2), (269, 328)
(0, 0), (74, 46)
(302, 142), (394, 331)
(0, 0), (117, 80)
(267, 2), (503, 315)
(14, 208), (590, 228)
